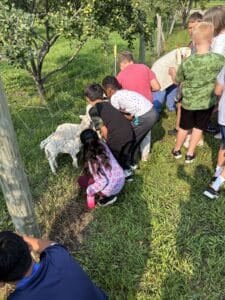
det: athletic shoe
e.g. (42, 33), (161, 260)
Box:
(124, 169), (134, 182)
(168, 129), (177, 136)
(130, 163), (138, 170)
(205, 124), (219, 134)
(98, 195), (117, 206)
(203, 187), (219, 199)
(172, 149), (182, 159)
(183, 135), (191, 149)
(185, 154), (195, 164)
(214, 132), (222, 139)
(125, 175), (134, 182)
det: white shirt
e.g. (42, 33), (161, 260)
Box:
(212, 32), (225, 57)
(217, 65), (225, 126)
(110, 89), (152, 117)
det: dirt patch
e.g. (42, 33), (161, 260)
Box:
(48, 190), (94, 250)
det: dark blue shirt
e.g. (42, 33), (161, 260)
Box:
(9, 245), (107, 300)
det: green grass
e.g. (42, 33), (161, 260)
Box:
(1, 29), (225, 299)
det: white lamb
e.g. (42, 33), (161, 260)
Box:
(40, 105), (92, 174)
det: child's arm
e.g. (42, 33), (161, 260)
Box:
(215, 82), (224, 96)
(150, 78), (161, 91)
(22, 235), (54, 253)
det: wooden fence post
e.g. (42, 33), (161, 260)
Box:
(139, 35), (146, 63)
(0, 79), (39, 236)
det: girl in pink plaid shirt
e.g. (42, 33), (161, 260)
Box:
(78, 129), (125, 208)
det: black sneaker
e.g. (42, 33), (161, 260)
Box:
(172, 149), (182, 159)
(185, 154), (195, 164)
(205, 123), (220, 134)
(168, 128), (177, 136)
(203, 187), (219, 199)
(98, 195), (117, 207)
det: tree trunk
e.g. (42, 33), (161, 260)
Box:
(139, 35), (146, 63)
(169, 14), (177, 35)
(156, 14), (163, 57)
(0, 79), (40, 236)
(33, 75), (46, 100)
(36, 80), (46, 100)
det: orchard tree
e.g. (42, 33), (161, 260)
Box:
(0, 0), (149, 99)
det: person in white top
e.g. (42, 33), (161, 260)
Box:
(204, 5), (225, 139)
(204, 5), (225, 57)
(102, 76), (159, 166)
(204, 65), (225, 199)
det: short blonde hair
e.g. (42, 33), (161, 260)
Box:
(192, 22), (214, 45)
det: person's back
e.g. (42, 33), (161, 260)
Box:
(9, 244), (106, 300)
(0, 232), (107, 300)
(89, 101), (133, 147)
(116, 51), (159, 102)
(177, 52), (225, 110)
(117, 63), (155, 101)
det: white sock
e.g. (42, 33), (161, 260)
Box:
(211, 175), (225, 191)
(214, 166), (223, 177)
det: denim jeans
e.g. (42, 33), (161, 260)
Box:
(153, 84), (177, 113)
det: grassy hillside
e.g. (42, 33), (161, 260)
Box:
(1, 28), (225, 299)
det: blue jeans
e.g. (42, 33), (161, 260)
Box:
(153, 84), (177, 113)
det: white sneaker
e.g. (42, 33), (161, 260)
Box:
(183, 134), (191, 149)
(124, 169), (133, 178)
(214, 132), (222, 139)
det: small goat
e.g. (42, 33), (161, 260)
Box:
(40, 105), (92, 174)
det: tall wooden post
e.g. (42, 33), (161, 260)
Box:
(0, 79), (39, 236)
(139, 35), (146, 64)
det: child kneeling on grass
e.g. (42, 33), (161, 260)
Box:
(172, 22), (225, 163)
(204, 65), (225, 199)
(0, 231), (107, 300)
(78, 129), (125, 207)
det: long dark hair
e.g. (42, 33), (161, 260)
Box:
(80, 129), (111, 175)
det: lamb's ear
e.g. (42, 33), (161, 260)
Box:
(79, 115), (84, 120)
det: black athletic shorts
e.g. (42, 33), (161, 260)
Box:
(180, 106), (214, 130)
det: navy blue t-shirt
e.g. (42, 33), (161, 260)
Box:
(9, 245), (107, 300)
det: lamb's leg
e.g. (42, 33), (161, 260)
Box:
(45, 150), (57, 174)
(71, 155), (78, 168)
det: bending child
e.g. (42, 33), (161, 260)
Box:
(102, 76), (158, 167)
(172, 22), (225, 163)
(85, 83), (134, 180)
(0, 231), (107, 299)
(78, 129), (125, 207)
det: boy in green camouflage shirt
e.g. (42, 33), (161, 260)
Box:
(172, 22), (225, 163)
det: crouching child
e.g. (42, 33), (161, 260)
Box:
(78, 129), (125, 207)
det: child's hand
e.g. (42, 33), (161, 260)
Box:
(100, 126), (108, 140)
(168, 67), (176, 78)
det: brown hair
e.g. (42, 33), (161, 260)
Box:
(118, 51), (134, 64)
(203, 5), (225, 36)
(192, 22), (214, 45)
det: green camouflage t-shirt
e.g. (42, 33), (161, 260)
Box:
(175, 53), (225, 110)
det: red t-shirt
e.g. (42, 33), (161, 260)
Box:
(117, 63), (156, 102)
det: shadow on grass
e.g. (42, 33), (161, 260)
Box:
(162, 164), (225, 299)
(48, 174), (152, 299)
